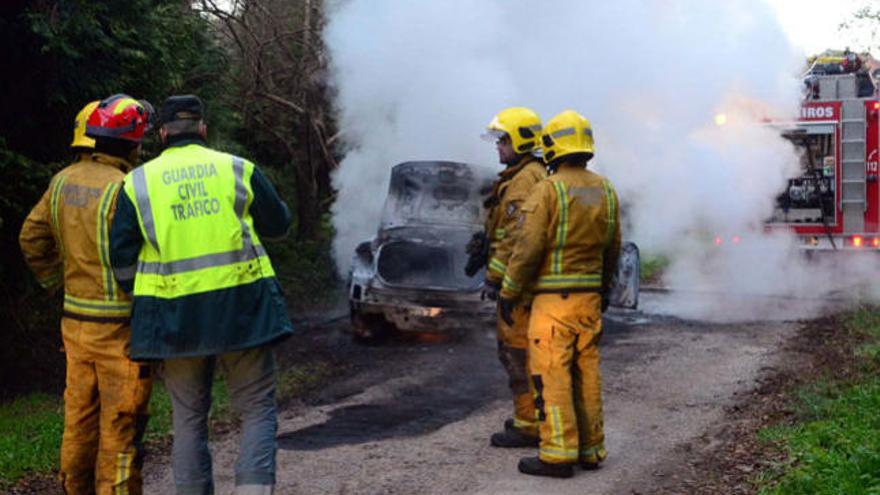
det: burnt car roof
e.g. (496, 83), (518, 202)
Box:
(379, 161), (495, 232)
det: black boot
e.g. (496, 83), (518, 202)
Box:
(490, 428), (539, 448)
(580, 460), (601, 470)
(517, 456), (574, 478)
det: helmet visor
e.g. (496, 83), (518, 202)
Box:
(480, 129), (507, 143)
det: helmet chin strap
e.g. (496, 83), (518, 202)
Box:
(547, 154), (591, 174)
(503, 153), (529, 167)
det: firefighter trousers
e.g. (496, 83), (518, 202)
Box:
(497, 304), (538, 436)
(59, 317), (153, 495)
(528, 292), (606, 465)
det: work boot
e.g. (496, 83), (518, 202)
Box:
(490, 428), (539, 448)
(503, 418), (515, 431)
(580, 460), (601, 471)
(517, 456), (574, 478)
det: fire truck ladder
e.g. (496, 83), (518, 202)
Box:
(816, 74), (867, 233)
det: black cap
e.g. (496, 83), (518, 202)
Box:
(160, 95), (204, 124)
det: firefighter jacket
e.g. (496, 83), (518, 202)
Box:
(19, 152), (133, 322)
(109, 137), (294, 360)
(500, 164), (621, 299)
(484, 156), (547, 286)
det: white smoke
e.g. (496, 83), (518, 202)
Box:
(324, 0), (877, 320)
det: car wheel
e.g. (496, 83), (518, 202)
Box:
(350, 307), (392, 345)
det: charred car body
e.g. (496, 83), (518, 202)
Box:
(347, 160), (640, 341)
(348, 161), (496, 339)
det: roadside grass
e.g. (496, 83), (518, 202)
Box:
(0, 359), (334, 488)
(640, 254), (669, 284)
(0, 375), (232, 487)
(277, 360), (337, 401)
(0, 393), (63, 489)
(756, 306), (880, 494)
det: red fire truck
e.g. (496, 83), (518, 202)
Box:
(767, 70), (880, 250)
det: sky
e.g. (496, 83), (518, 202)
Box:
(766, 0), (877, 55)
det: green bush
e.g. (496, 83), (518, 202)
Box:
(640, 254), (670, 283)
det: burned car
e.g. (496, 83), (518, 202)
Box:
(347, 160), (641, 341)
(348, 161), (496, 340)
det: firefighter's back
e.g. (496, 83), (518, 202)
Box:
(43, 153), (131, 319)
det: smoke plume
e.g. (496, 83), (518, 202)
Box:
(324, 0), (876, 320)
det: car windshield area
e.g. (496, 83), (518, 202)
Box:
(379, 161), (494, 230)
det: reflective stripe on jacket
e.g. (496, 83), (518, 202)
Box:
(19, 153), (132, 321)
(500, 164), (621, 298)
(121, 144), (276, 299)
(110, 140), (294, 359)
(484, 156), (546, 285)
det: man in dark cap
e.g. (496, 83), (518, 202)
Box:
(110, 94), (294, 495)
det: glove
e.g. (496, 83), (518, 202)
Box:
(464, 231), (488, 277)
(498, 297), (516, 326)
(482, 280), (499, 301)
(465, 231), (486, 255)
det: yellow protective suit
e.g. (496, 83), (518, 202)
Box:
(19, 152), (153, 494)
(484, 155), (546, 435)
(501, 163), (621, 465)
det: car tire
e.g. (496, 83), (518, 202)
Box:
(350, 307), (392, 345)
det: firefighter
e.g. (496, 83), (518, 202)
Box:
(470, 107), (547, 447)
(109, 95), (293, 495)
(498, 110), (621, 478)
(19, 95), (154, 494)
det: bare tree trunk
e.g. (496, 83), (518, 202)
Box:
(196, 0), (336, 240)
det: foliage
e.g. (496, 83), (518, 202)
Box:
(640, 254), (669, 284)
(0, 0), (341, 401)
(756, 306), (880, 494)
(195, 0), (338, 239)
(839, 5), (880, 53)
(0, 0), (238, 398)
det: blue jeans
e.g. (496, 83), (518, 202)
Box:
(163, 346), (278, 495)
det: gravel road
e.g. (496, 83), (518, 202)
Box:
(143, 292), (824, 494)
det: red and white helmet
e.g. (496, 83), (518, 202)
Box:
(85, 94), (150, 143)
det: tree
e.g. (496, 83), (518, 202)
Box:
(195, 0), (338, 240)
(840, 5), (880, 55)
(0, 0), (234, 397)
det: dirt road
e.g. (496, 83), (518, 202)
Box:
(143, 292), (821, 494)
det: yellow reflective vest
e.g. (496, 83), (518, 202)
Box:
(121, 144), (276, 300)
(484, 156), (547, 286)
(500, 164), (621, 298)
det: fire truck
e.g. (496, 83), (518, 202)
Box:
(767, 64), (880, 250)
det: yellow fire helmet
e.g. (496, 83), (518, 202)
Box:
(481, 107), (543, 154)
(70, 100), (100, 150)
(541, 109), (594, 165)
